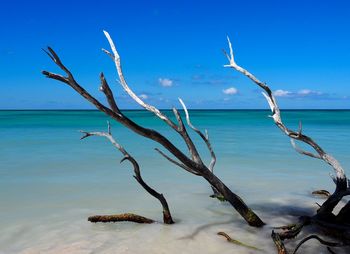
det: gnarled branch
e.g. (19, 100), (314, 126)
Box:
(102, 30), (203, 165)
(179, 98), (216, 173)
(223, 36), (348, 219)
(224, 35), (350, 252)
(81, 122), (174, 224)
(224, 36), (346, 183)
(155, 148), (200, 176)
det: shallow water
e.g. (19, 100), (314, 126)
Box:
(0, 110), (349, 253)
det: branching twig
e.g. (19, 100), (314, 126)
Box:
(81, 122), (174, 224)
(155, 148), (200, 175)
(178, 98), (216, 173)
(102, 31), (203, 165)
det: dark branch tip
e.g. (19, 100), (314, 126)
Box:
(79, 130), (91, 140)
(120, 156), (130, 164)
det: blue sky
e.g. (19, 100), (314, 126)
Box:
(1, 0), (350, 109)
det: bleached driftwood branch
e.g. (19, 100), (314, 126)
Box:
(42, 31), (265, 227)
(178, 98), (221, 197)
(102, 31), (203, 165)
(223, 36), (348, 207)
(224, 37), (345, 178)
(224, 35), (350, 251)
(80, 122), (174, 224)
(179, 98), (216, 173)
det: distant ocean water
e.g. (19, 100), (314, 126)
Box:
(1, 110), (349, 254)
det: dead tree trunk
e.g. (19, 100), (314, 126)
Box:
(223, 36), (350, 252)
(41, 31), (264, 227)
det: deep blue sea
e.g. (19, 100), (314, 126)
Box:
(1, 110), (349, 253)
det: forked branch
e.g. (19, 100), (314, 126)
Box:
(179, 98), (216, 173)
(223, 36), (349, 216)
(224, 35), (350, 252)
(80, 122), (174, 224)
(224, 36), (345, 181)
(102, 30), (203, 165)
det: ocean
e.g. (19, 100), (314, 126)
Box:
(0, 110), (349, 253)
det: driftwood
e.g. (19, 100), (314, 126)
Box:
(42, 31), (264, 227)
(80, 122), (174, 224)
(224, 36), (350, 253)
(271, 231), (288, 254)
(88, 213), (154, 223)
(312, 190), (331, 198)
(217, 232), (261, 250)
(41, 30), (350, 251)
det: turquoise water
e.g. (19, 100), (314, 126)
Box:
(0, 110), (349, 253)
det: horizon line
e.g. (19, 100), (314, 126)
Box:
(1, 108), (350, 111)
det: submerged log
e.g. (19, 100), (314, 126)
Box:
(88, 213), (154, 223)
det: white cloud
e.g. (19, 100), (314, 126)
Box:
(158, 78), (173, 87)
(222, 87), (238, 95)
(273, 89), (292, 97)
(273, 89), (323, 98)
(139, 94), (148, 99)
(297, 89), (322, 96)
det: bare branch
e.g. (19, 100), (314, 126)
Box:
(42, 47), (74, 79)
(42, 48), (119, 119)
(224, 36), (350, 223)
(224, 36), (346, 182)
(43, 46), (201, 171)
(102, 31), (203, 165)
(81, 122), (174, 224)
(42, 32), (266, 227)
(298, 121), (303, 136)
(155, 148), (200, 176)
(102, 30), (178, 130)
(290, 139), (322, 159)
(179, 98), (216, 172)
(99, 72), (121, 114)
(172, 107), (184, 132)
